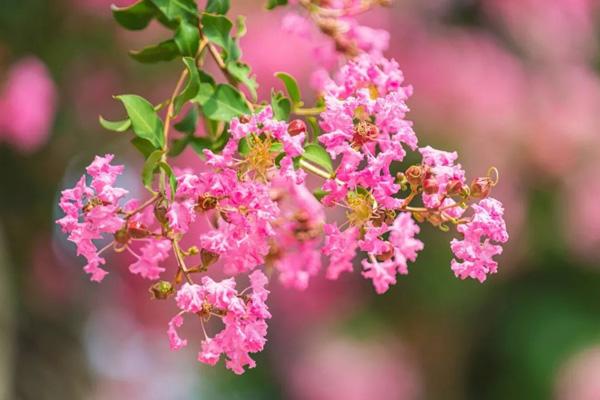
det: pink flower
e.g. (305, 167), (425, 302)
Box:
(56, 154), (128, 282)
(450, 198), (509, 282)
(323, 224), (359, 280)
(128, 239), (171, 280)
(169, 271), (271, 375)
(0, 57), (57, 153)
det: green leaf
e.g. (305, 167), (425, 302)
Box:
(238, 136), (250, 155)
(158, 161), (178, 198)
(206, 0), (230, 14)
(193, 70), (216, 105)
(307, 116), (320, 142)
(189, 136), (214, 154)
(235, 15), (247, 38)
(112, 0), (156, 30)
(115, 95), (165, 148)
(149, 0), (198, 23)
(129, 40), (179, 63)
(275, 72), (301, 105)
(174, 106), (198, 134)
(99, 116), (131, 132)
(201, 13), (232, 49)
(312, 188), (328, 201)
(142, 149), (164, 190)
(202, 84), (251, 121)
(173, 57), (201, 115)
(271, 90), (291, 121)
(302, 143), (333, 174)
(201, 12), (240, 61)
(226, 61), (258, 100)
(131, 137), (156, 158)
(170, 107), (199, 156)
(174, 20), (200, 57)
(266, 0), (288, 10)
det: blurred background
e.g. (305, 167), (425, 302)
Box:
(1, 0), (600, 399)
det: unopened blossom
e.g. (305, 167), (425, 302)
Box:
(451, 198), (509, 282)
(56, 154), (128, 281)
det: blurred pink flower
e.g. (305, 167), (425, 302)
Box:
(286, 335), (422, 400)
(0, 57), (57, 153)
(555, 345), (600, 400)
(484, 0), (599, 63)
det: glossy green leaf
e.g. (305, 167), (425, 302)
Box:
(115, 95), (164, 148)
(99, 116), (131, 132)
(201, 13), (240, 61)
(189, 136), (214, 154)
(235, 15), (246, 38)
(149, 0), (198, 23)
(202, 84), (251, 121)
(201, 13), (232, 49)
(173, 106), (198, 134)
(112, 0), (156, 31)
(226, 61), (258, 100)
(193, 70), (216, 105)
(206, 0), (230, 14)
(142, 149), (164, 190)
(302, 143), (333, 174)
(270, 90), (291, 121)
(158, 161), (178, 198)
(129, 40), (179, 63)
(131, 137), (156, 158)
(266, 0), (288, 10)
(275, 72), (301, 105)
(173, 57), (201, 115)
(174, 20), (200, 57)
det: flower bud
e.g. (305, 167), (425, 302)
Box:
(154, 204), (168, 224)
(149, 280), (174, 300)
(239, 115), (251, 124)
(446, 179), (463, 196)
(114, 227), (129, 245)
(470, 177), (492, 199)
(201, 249), (220, 268)
(405, 165), (423, 187)
(195, 194), (217, 212)
(376, 243), (394, 262)
(127, 221), (149, 239)
(422, 178), (439, 195)
(288, 119), (307, 136)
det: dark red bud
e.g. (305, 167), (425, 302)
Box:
(239, 115), (251, 124)
(405, 165), (424, 187)
(127, 221), (149, 239)
(200, 249), (220, 268)
(446, 179), (464, 196)
(470, 177), (492, 199)
(422, 178), (439, 195)
(288, 119), (307, 136)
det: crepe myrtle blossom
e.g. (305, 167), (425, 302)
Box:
(56, 0), (509, 375)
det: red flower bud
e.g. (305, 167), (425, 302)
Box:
(288, 119), (307, 136)
(470, 177), (492, 199)
(423, 178), (439, 195)
(127, 221), (149, 239)
(446, 179), (463, 196)
(239, 115), (251, 124)
(405, 165), (424, 187)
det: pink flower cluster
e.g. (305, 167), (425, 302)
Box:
(451, 198), (509, 282)
(169, 270), (271, 374)
(57, 155), (128, 281)
(282, 0), (390, 90)
(57, 155), (175, 281)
